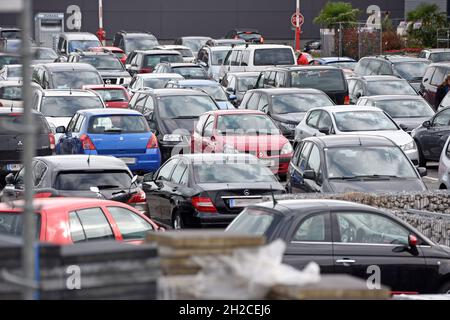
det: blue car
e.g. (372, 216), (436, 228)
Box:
(55, 109), (161, 174)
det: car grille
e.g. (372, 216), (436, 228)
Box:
(244, 150), (278, 157)
(103, 77), (127, 85)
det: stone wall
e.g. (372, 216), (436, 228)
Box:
(277, 192), (450, 246)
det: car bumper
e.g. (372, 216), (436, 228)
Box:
(85, 149), (161, 173)
(189, 212), (238, 228)
(159, 141), (191, 161)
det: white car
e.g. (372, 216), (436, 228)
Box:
(127, 73), (184, 95)
(197, 45), (233, 81)
(438, 136), (450, 190)
(0, 80), (22, 108)
(294, 105), (419, 163)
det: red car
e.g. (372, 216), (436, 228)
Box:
(89, 46), (127, 65)
(82, 84), (130, 108)
(192, 110), (293, 176)
(0, 198), (161, 245)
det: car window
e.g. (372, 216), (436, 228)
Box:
(69, 208), (115, 243)
(203, 115), (214, 137)
(108, 206), (153, 240)
(293, 214), (326, 242)
(66, 113), (79, 132)
(258, 94), (269, 112)
(307, 144), (321, 173)
(317, 111), (332, 130)
(157, 159), (178, 181)
(275, 72), (285, 87)
(378, 61), (392, 75)
(33, 161), (47, 187)
(422, 67), (435, 84)
(246, 92), (260, 110)
(73, 115), (85, 133)
(306, 110), (321, 128)
(431, 67), (447, 86)
(253, 48), (295, 66)
(336, 212), (409, 245)
(171, 160), (188, 184)
(298, 141), (312, 169)
(433, 109), (450, 126)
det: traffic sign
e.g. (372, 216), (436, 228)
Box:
(291, 12), (304, 28)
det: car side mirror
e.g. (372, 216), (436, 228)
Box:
(303, 170), (316, 180)
(422, 120), (431, 128)
(248, 84), (254, 90)
(318, 127), (330, 135)
(228, 94), (237, 101)
(143, 172), (154, 182)
(5, 173), (15, 185)
(55, 126), (66, 134)
(399, 124), (408, 131)
(90, 186), (100, 194)
(417, 167), (427, 177)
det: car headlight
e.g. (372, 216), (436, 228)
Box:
(223, 144), (240, 154)
(281, 142), (293, 155)
(279, 121), (296, 131)
(401, 141), (416, 151)
(163, 134), (183, 142)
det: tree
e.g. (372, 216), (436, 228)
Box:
(406, 3), (447, 48)
(313, 2), (360, 28)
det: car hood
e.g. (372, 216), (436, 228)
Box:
(216, 134), (289, 151)
(340, 130), (413, 146)
(392, 117), (429, 132)
(271, 112), (306, 124)
(160, 118), (197, 135)
(328, 179), (426, 193)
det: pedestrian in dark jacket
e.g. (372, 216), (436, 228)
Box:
(435, 75), (450, 110)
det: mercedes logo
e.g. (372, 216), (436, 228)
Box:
(17, 141), (23, 146)
(258, 152), (264, 158)
(105, 79), (111, 84)
(243, 189), (250, 196)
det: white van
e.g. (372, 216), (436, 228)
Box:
(54, 32), (101, 58)
(218, 44), (296, 80)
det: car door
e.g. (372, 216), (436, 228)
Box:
(283, 211), (335, 273)
(296, 110), (321, 140)
(302, 143), (323, 193)
(201, 115), (216, 152)
(420, 108), (450, 160)
(332, 210), (429, 293)
(428, 67), (446, 106)
(105, 206), (155, 243)
(58, 114), (85, 154)
(420, 66), (436, 104)
(68, 207), (116, 243)
(289, 141), (312, 193)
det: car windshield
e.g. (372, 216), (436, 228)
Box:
(238, 32), (262, 42)
(237, 76), (259, 91)
(172, 66), (207, 79)
(55, 171), (132, 190)
(183, 39), (209, 53)
(367, 80), (416, 95)
(143, 78), (173, 89)
(290, 69), (346, 91)
(253, 48), (294, 66)
(327, 61), (356, 70)
(211, 50), (229, 65)
(0, 55), (20, 67)
(193, 162), (277, 183)
(144, 54), (182, 67)
(226, 208), (279, 236)
(80, 55), (123, 70)
(126, 37), (159, 52)
(94, 89), (128, 102)
(430, 52), (450, 62)
(158, 95), (217, 119)
(216, 114), (281, 135)
(88, 115), (149, 133)
(52, 71), (103, 89)
(68, 40), (101, 53)
(394, 62), (429, 80)
(0, 212), (40, 238)
(374, 99), (435, 118)
(41, 96), (103, 117)
(326, 147), (418, 179)
(191, 85), (228, 101)
(33, 48), (58, 60)
(334, 111), (399, 132)
(0, 114), (49, 134)
(0, 85), (22, 100)
(272, 93), (333, 114)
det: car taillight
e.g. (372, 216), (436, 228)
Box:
(80, 134), (96, 150)
(34, 192), (53, 198)
(146, 134), (158, 149)
(192, 196), (217, 213)
(48, 133), (55, 150)
(128, 190), (146, 204)
(344, 95), (350, 105)
(139, 67), (153, 73)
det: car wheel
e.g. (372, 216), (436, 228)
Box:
(439, 281), (450, 294)
(416, 142), (426, 167)
(172, 211), (184, 230)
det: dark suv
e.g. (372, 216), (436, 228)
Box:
(224, 28), (264, 44)
(354, 56), (430, 92)
(254, 66), (349, 104)
(420, 63), (450, 110)
(125, 50), (183, 76)
(112, 31), (159, 55)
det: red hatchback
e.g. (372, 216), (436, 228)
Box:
(192, 110), (293, 176)
(0, 198), (161, 245)
(83, 84), (130, 108)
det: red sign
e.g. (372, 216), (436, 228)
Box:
(291, 13), (304, 27)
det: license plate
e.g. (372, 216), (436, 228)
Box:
(229, 198), (263, 208)
(7, 164), (22, 171)
(260, 159), (275, 167)
(119, 157), (136, 165)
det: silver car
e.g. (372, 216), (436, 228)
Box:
(438, 136), (450, 189)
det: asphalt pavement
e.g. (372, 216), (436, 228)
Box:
(424, 162), (440, 191)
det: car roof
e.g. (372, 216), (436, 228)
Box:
(423, 48), (450, 53)
(233, 28), (260, 33)
(304, 134), (396, 148)
(0, 107), (41, 115)
(176, 79), (219, 86)
(41, 89), (100, 97)
(59, 32), (99, 40)
(34, 155), (131, 171)
(205, 109), (265, 116)
(74, 52), (114, 57)
(250, 88), (326, 95)
(156, 45), (190, 50)
(77, 108), (143, 116)
(232, 44), (292, 50)
(167, 63), (202, 68)
(225, 71), (261, 77)
(137, 73), (184, 79)
(309, 105), (382, 113)
(180, 36), (211, 40)
(0, 80), (22, 86)
(363, 55), (429, 63)
(151, 88), (209, 97)
(39, 63), (98, 72)
(82, 84), (126, 90)
(275, 65), (340, 71)
(364, 95), (426, 101)
(208, 46), (232, 51)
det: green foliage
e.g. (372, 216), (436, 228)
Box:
(406, 3), (447, 48)
(313, 1), (360, 28)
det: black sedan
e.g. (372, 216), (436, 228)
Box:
(226, 199), (450, 294)
(287, 135), (427, 193)
(142, 153), (285, 229)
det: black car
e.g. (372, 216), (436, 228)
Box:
(142, 153), (285, 229)
(67, 51), (131, 85)
(125, 50), (183, 76)
(154, 62), (209, 79)
(239, 88), (334, 141)
(287, 135), (427, 194)
(254, 66), (349, 105)
(347, 75), (418, 104)
(303, 39), (321, 53)
(0, 108), (54, 187)
(128, 88), (219, 161)
(356, 95), (435, 133)
(220, 71), (260, 107)
(412, 107), (450, 166)
(112, 31), (159, 55)
(226, 199), (450, 294)
(224, 28), (264, 44)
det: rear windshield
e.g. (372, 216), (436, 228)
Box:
(226, 208), (279, 236)
(366, 80), (416, 96)
(0, 55), (20, 67)
(0, 212), (40, 238)
(88, 114), (149, 134)
(125, 37), (159, 52)
(193, 162), (277, 183)
(272, 93), (334, 114)
(158, 95), (218, 118)
(172, 66), (207, 79)
(94, 89), (128, 102)
(41, 96), (103, 117)
(0, 85), (22, 100)
(177, 49), (193, 58)
(144, 54), (182, 67)
(430, 52), (450, 63)
(0, 114), (49, 134)
(55, 170), (132, 190)
(52, 71), (103, 89)
(394, 62), (429, 81)
(253, 48), (294, 66)
(290, 69), (346, 91)
(33, 48), (58, 60)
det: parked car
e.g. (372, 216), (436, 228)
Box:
(411, 106), (450, 166)
(125, 50), (183, 76)
(287, 135), (427, 194)
(0, 52), (20, 68)
(31, 46), (59, 65)
(218, 44), (296, 80)
(354, 56), (430, 92)
(54, 32), (101, 59)
(420, 62), (450, 109)
(224, 28), (264, 44)
(154, 45), (195, 63)
(205, 38), (246, 47)
(303, 39), (321, 53)
(254, 66), (349, 105)
(310, 57), (356, 70)
(219, 71), (260, 107)
(438, 136), (450, 189)
(240, 88), (335, 141)
(32, 63), (103, 89)
(226, 199), (450, 294)
(418, 48), (450, 63)
(294, 106), (419, 164)
(192, 109), (293, 177)
(2, 155), (147, 214)
(0, 108), (55, 187)
(88, 46), (127, 64)
(128, 73), (184, 94)
(437, 90), (450, 112)
(0, 198), (161, 245)
(55, 108), (161, 174)
(128, 88), (219, 161)
(356, 95), (435, 133)
(113, 31), (159, 55)
(154, 62), (209, 79)
(348, 75), (417, 104)
(0, 80), (22, 108)
(165, 79), (235, 109)
(173, 36), (212, 56)
(82, 84), (130, 109)
(197, 45), (232, 81)
(142, 153), (284, 229)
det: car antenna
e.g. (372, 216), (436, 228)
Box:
(270, 185), (277, 207)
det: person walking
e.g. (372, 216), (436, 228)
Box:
(435, 75), (450, 110)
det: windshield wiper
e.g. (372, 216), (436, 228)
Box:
(96, 184), (121, 189)
(330, 174), (404, 180)
(172, 116), (197, 119)
(104, 128), (123, 133)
